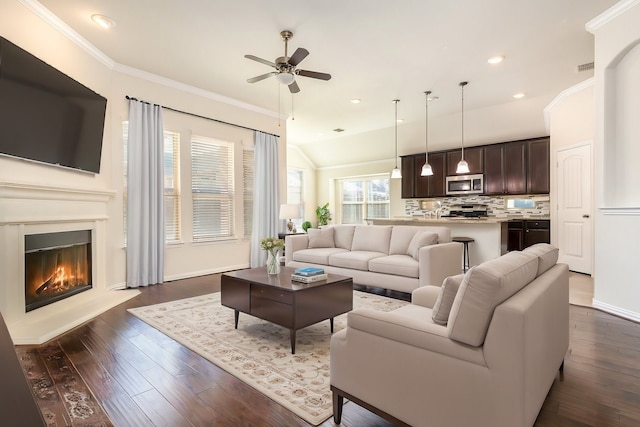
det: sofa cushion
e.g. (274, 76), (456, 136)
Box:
(389, 226), (423, 255)
(368, 255), (419, 278)
(523, 243), (559, 276)
(431, 273), (465, 325)
(407, 231), (439, 260)
(292, 247), (347, 264)
(351, 226), (392, 253)
(447, 251), (539, 346)
(308, 227), (335, 248)
(332, 225), (356, 250)
(329, 251), (386, 271)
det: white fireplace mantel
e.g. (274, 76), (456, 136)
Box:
(0, 181), (139, 344)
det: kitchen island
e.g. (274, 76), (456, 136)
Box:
(370, 216), (549, 266)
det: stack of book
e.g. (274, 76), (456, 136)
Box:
(291, 267), (328, 283)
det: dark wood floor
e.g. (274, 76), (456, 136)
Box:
(16, 274), (640, 427)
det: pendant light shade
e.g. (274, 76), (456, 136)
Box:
(456, 81), (471, 174)
(391, 99), (402, 179)
(421, 90), (434, 177)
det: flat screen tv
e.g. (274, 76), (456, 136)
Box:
(0, 36), (107, 174)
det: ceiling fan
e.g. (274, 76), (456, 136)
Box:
(245, 30), (331, 93)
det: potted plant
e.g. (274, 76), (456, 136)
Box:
(301, 221), (312, 232)
(316, 203), (332, 227)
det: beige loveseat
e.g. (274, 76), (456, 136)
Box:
(330, 243), (569, 427)
(284, 225), (463, 293)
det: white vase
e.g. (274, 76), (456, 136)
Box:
(266, 250), (280, 275)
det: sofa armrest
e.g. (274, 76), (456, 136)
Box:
(411, 285), (441, 308)
(284, 234), (309, 265)
(418, 241), (463, 287)
(347, 308), (485, 365)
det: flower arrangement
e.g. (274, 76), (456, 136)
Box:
(260, 237), (284, 255)
(261, 237), (284, 275)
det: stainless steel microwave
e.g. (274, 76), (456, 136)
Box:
(446, 174), (484, 195)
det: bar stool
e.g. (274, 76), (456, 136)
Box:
(452, 237), (475, 272)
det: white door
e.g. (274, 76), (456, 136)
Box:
(557, 144), (592, 274)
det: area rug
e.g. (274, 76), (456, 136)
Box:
(128, 290), (407, 425)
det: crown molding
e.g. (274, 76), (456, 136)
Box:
(586, 0), (640, 33)
(543, 78), (594, 133)
(18, 0), (282, 120)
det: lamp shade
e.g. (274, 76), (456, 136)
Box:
(279, 204), (300, 220)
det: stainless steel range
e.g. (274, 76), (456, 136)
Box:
(444, 204), (488, 218)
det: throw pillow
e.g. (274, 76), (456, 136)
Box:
(432, 273), (465, 325)
(407, 231), (438, 260)
(308, 227), (335, 248)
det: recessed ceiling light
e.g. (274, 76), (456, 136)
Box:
(396, 119), (404, 123)
(488, 55), (505, 64)
(91, 14), (116, 29)
(350, 99), (361, 104)
(513, 92), (525, 99)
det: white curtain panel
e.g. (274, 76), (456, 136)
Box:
(126, 99), (165, 287)
(250, 131), (280, 267)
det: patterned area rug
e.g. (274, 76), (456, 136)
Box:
(128, 290), (407, 425)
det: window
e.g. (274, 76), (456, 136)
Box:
(123, 123), (181, 243)
(243, 147), (255, 237)
(191, 136), (235, 241)
(339, 176), (390, 224)
(287, 168), (304, 229)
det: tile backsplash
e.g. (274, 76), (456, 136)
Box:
(404, 195), (550, 218)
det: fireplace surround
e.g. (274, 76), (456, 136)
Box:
(0, 181), (140, 344)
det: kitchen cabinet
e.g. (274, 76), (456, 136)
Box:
(524, 220), (550, 248)
(416, 152), (446, 198)
(400, 154), (416, 198)
(446, 147), (484, 175)
(501, 219), (550, 253)
(527, 138), (550, 194)
(484, 138), (549, 195)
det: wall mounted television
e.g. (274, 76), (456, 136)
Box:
(0, 36), (107, 174)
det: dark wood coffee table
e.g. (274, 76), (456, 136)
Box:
(221, 266), (353, 354)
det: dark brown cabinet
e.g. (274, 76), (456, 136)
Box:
(484, 138), (548, 195)
(402, 152), (446, 198)
(527, 138), (550, 194)
(400, 154), (416, 199)
(402, 137), (549, 199)
(502, 219), (550, 253)
(446, 147), (484, 175)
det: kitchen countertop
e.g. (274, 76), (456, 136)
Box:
(370, 216), (550, 225)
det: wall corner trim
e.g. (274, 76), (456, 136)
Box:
(543, 78), (594, 133)
(585, 0), (640, 33)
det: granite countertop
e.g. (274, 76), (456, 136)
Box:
(371, 216), (550, 225)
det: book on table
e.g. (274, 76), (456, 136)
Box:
(291, 273), (328, 283)
(293, 267), (325, 277)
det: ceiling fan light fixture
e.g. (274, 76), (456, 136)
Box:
(275, 72), (295, 85)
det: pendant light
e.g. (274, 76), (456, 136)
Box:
(390, 99), (402, 179)
(421, 91), (434, 176)
(456, 81), (470, 174)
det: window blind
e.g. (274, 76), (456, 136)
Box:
(243, 147), (255, 237)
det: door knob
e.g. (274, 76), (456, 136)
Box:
(582, 214), (590, 218)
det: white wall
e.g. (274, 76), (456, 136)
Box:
(588, 0), (640, 321)
(545, 80), (595, 249)
(286, 145), (317, 226)
(0, 1), (286, 290)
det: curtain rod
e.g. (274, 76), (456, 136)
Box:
(125, 96), (280, 138)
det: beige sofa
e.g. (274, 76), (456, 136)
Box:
(330, 243), (569, 427)
(284, 225), (463, 293)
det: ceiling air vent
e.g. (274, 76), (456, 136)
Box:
(577, 62), (594, 72)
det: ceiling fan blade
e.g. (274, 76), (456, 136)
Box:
(288, 48), (309, 66)
(288, 80), (300, 94)
(247, 72), (276, 83)
(244, 54), (276, 68)
(297, 69), (332, 81)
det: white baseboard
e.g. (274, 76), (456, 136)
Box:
(592, 299), (640, 323)
(164, 264), (250, 283)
